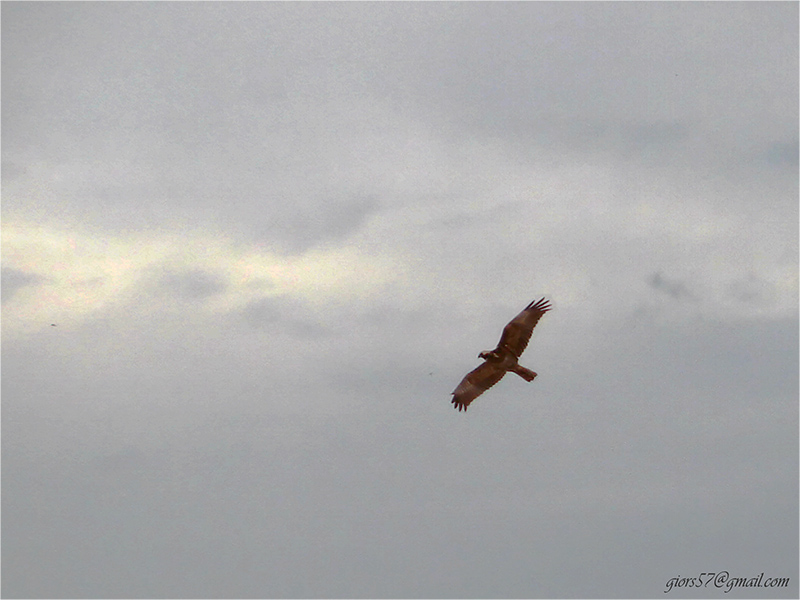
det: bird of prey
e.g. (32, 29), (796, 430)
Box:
(451, 297), (551, 412)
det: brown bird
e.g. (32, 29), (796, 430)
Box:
(451, 297), (551, 412)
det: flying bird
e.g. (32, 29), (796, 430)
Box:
(451, 297), (551, 412)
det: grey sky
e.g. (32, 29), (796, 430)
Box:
(2, 3), (797, 598)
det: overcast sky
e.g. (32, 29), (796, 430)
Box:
(2, 3), (798, 598)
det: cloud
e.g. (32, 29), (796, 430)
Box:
(146, 267), (228, 301)
(0, 219), (405, 338)
(2, 3), (797, 598)
(764, 140), (800, 167)
(648, 272), (696, 301)
(726, 274), (777, 305)
(1, 267), (46, 303)
(249, 194), (381, 255)
(239, 295), (329, 338)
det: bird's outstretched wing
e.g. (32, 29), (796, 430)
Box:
(496, 297), (551, 358)
(451, 361), (507, 412)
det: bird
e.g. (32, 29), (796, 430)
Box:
(451, 297), (551, 412)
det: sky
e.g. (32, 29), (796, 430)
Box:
(2, 3), (798, 598)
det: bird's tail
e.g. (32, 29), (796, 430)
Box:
(511, 365), (537, 382)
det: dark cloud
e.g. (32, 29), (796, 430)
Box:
(1, 267), (46, 303)
(648, 272), (696, 301)
(252, 194), (381, 255)
(726, 274), (776, 305)
(764, 140), (800, 167)
(240, 295), (329, 338)
(147, 267), (227, 301)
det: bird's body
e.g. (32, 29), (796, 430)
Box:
(451, 297), (551, 412)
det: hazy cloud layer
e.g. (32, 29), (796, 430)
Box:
(1, 266), (46, 303)
(2, 3), (797, 598)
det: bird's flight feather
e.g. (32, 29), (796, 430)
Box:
(451, 361), (507, 412)
(497, 297), (551, 357)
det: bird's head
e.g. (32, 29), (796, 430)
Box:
(478, 350), (494, 360)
